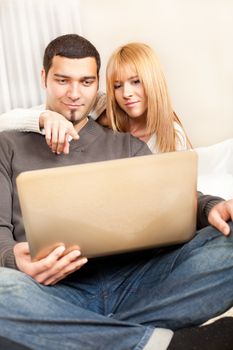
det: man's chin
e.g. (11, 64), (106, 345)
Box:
(70, 111), (87, 124)
(60, 110), (82, 123)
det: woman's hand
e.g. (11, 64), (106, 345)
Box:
(39, 111), (79, 154)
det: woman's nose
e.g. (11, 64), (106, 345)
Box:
(123, 83), (133, 98)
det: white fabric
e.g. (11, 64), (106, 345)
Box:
(0, 0), (82, 114)
(147, 122), (188, 153)
(0, 105), (43, 133)
(195, 138), (233, 199)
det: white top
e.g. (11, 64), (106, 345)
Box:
(147, 122), (187, 153)
(0, 92), (187, 152)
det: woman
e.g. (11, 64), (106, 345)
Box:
(106, 42), (190, 153)
(0, 43), (190, 153)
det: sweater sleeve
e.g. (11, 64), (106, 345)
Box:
(197, 191), (225, 229)
(89, 91), (106, 120)
(0, 105), (44, 133)
(0, 134), (18, 268)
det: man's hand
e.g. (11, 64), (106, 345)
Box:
(208, 199), (233, 235)
(14, 242), (88, 285)
(39, 111), (79, 154)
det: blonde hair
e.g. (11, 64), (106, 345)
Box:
(106, 42), (190, 152)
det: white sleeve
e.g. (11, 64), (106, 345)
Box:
(0, 105), (45, 134)
(89, 91), (106, 120)
(0, 93), (107, 133)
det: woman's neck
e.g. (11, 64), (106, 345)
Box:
(128, 118), (152, 142)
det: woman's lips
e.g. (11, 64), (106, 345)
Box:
(125, 101), (138, 107)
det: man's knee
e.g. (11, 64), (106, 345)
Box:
(174, 222), (233, 270)
(197, 221), (233, 245)
(0, 267), (30, 289)
(194, 222), (233, 264)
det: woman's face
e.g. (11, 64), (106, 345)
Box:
(113, 68), (147, 120)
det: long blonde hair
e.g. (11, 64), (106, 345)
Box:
(106, 42), (190, 152)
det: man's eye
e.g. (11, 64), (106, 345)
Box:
(83, 80), (94, 86)
(56, 79), (67, 85)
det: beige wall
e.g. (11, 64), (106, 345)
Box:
(79, 0), (233, 147)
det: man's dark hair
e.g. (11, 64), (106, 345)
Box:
(43, 34), (101, 77)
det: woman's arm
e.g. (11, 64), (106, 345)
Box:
(0, 105), (44, 133)
(0, 92), (107, 154)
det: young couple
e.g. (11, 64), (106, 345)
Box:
(0, 34), (233, 350)
(1, 40), (189, 154)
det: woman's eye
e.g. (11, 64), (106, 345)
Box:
(132, 79), (140, 85)
(114, 83), (121, 89)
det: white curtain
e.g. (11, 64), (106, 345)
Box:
(0, 0), (82, 113)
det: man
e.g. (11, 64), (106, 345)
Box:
(0, 34), (233, 350)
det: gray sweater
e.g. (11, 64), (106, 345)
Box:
(0, 119), (223, 269)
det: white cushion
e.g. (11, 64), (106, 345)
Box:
(195, 138), (233, 199)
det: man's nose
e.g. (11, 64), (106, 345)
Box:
(67, 83), (80, 100)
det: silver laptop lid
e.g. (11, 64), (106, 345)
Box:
(16, 151), (197, 260)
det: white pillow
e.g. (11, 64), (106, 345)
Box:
(197, 174), (233, 200)
(195, 138), (233, 199)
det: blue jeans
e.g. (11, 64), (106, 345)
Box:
(0, 222), (233, 350)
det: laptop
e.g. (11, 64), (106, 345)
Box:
(16, 151), (198, 261)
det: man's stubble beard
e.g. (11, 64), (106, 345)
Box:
(71, 94), (98, 126)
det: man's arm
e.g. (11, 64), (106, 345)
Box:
(0, 133), (19, 268)
(0, 133), (87, 284)
(197, 192), (233, 235)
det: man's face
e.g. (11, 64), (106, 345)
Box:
(41, 56), (98, 123)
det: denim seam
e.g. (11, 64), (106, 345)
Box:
(134, 326), (155, 350)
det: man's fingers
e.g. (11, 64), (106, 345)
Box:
(208, 200), (233, 236)
(209, 210), (230, 236)
(29, 245), (66, 278)
(35, 249), (84, 284)
(214, 219), (230, 236)
(45, 257), (88, 286)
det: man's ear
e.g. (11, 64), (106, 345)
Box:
(41, 69), (46, 89)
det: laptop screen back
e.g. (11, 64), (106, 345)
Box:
(16, 151), (197, 260)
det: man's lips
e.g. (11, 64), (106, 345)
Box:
(63, 103), (84, 109)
